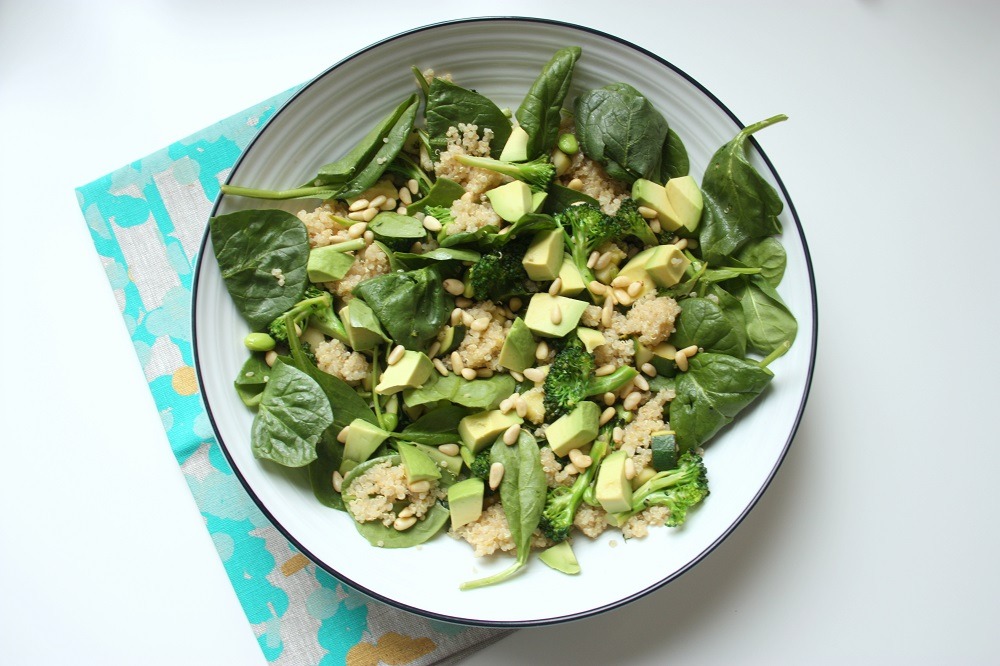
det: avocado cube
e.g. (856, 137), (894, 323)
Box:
(411, 441), (463, 477)
(556, 254), (585, 296)
(308, 245), (356, 283)
(521, 229), (564, 281)
(521, 389), (545, 424)
(632, 178), (683, 231)
(498, 125), (529, 162)
(664, 176), (704, 232)
(545, 401), (600, 457)
(614, 247), (658, 300)
(397, 441), (442, 484)
(339, 301), (389, 352)
(645, 244), (690, 289)
(538, 541), (581, 575)
(523, 293), (589, 338)
(375, 351), (434, 395)
(448, 477), (485, 529)
(498, 317), (536, 373)
(458, 410), (523, 453)
(595, 450), (634, 513)
(343, 418), (390, 464)
(485, 180), (533, 223)
(575, 327), (606, 353)
(531, 191), (548, 213)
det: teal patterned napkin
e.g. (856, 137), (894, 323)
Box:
(76, 89), (510, 665)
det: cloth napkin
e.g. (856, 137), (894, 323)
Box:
(76, 88), (511, 666)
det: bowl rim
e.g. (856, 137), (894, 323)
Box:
(191, 15), (818, 627)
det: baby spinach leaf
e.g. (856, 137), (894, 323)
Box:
(308, 430), (346, 510)
(660, 127), (690, 181)
(337, 95), (419, 199)
(669, 353), (774, 452)
(698, 114), (787, 261)
(367, 212), (427, 250)
(233, 353), (271, 408)
(352, 265), (453, 351)
(251, 360), (333, 467)
(462, 431), (546, 589)
(392, 247), (481, 269)
(542, 183), (599, 214)
(574, 82), (669, 184)
(209, 209), (309, 331)
(425, 78), (512, 155)
(406, 177), (464, 216)
(733, 276), (798, 356)
(516, 46), (581, 159)
(734, 236), (787, 288)
(398, 404), (472, 445)
(670, 297), (746, 358)
(402, 373), (516, 410)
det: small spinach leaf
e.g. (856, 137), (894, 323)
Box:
(392, 247), (481, 269)
(425, 79), (512, 155)
(734, 236), (787, 288)
(542, 183), (600, 215)
(251, 360), (333, 467)
(660, 127), (690, 180)
(209, 209), (309, 331)
(337, 95), (419, 199)
(402, 373), (516, 410)
(352, 265), (453, 351)
(406, 177), (465, 216)
(398, 404), (472, 445)
(515, 46), (582, 159)
(233, 353), (271, 408)
(308, 431), (346, 510)
(671, 297), (747, 358)
(733, 276), (798, 356)
(367, 212), (427, 250)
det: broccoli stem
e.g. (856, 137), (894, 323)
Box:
(586, 366), (638, 397)
(326, 238), (367, 253)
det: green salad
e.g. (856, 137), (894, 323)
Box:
(210, 46), (797, 589)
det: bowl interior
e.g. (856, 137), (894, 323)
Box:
(193, 18), (815, 626)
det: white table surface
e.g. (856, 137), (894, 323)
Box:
(2, 2), (997, 664)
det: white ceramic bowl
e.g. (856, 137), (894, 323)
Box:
(193, 17), (816, 626)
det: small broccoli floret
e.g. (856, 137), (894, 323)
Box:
(469, 449), (492, 482)
(267, 287), (335, 343)
(423, 204), (454, 228)
(466, 237), (532, 302)
(612, 198), (659, 247)
(453, 155), (556, 192)
(543, 337), (638, 422)
(608, 451), (709, 528)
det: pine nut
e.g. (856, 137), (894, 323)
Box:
(587, 251), (600, 269)
(515, 395), (527, 418)
(398, 187), (412, 206)
(349, 199), (369, 212)
(675, 353), (689, 372)
(422, 215), (442, 232)
(567, 178), (584, 191)
(443, 278), (465, 296)
(588, 280), (607, 295)
(450, 307), (463, 325)
(461, 311), (475, 327)
(613, 426), (624, 444)
(595, 363), (616, 377)
(387, 344), (406, 366)
(407, 179), (419, 195)
(428, 341), (441, 358)
(461, 367), (477, 381)
(393, 515), (417, 531)
(601, 297), (614, 328)
(499, 396), (514, 414)
(535, 340), (549, 361)
(627, 281), (643, 298)
(433, 358), (449, 376)
(595, 251), (614, 270)
(408, 480), (431, 494)
(686, 238), (699, 249)
(477, 368), (494, 378)
(510, 370), (525, 382)
(680, 345), (699, 358)
(348, 222), (367, 238)
(611, 275), (631, 289)
(368, 195), (387, 209)
(624, 457), (636, 481)
(347, 210), (366, 222)
(637, 205), (658, 219)
(508, 297), (522, 311)
(397, 504), (416, 519)
(332, 471), (343, 493)
(563, 463), (579, 476)
(438, 443), (460, 456)
(634, 374), (650, 392)
(265, 350), (278, 367)
(674, 238), (689, 250)
(548, 277), (562, 296)
(450, 351), (464, 374)
(380, 198), (397, 211)
(455, 296), (473, 308)
(489, 462), (505, 489)
(361, 207), (378, 222)
(503, 423), (521, 445)
(614, 288), (632, 306)
(649, 219), (661, 233)
(641, 362), (657, 377)
(568, 448), (592, 469)
(600, 406), (616, 425)
(604, 392), (616, 406)
(471, 316), (490, 332)
(523, 367), (545, 383)
(550, 303), (562, 326)
(623, 391), (642, 411)
(363, 230), (374, 244)
(618, 379), (635, 398)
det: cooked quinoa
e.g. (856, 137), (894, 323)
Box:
(299, 201), (352, 248)
(347, 459), (443, 527)
(331, 242), (391, 302)
(314, 339), (369, 386)
(448, 502), (551, 556)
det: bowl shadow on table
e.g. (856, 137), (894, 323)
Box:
(514, 407), (817, 660)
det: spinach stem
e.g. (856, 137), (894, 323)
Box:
(741, 114), (789, 137)
(221, 184), (333, 200)
(758, 340), (792, 368)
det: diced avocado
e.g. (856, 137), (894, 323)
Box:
(615, 247), (658, 299)
(485, 180), (533, 223)
(458, 410), (523, 453)
(632, 178), (683, 231)
(397, 441), (442, 484)
(375, 351), (434, 395)
(410, 441), (463, 477)
(576, 327), (605, 353)
(557, 254), (585, 296)
(342, 418), (390, 465)
(531, 191), (548, 213)
(538, 541), (581, 575)
(523, 293), (589, 338)
(448, 477), (485, 529)
(650, 342), (678, 376)
(595, 450), (634, 513)
(498, 317), (536, 373)
(645, 244), (690, 289)
(664, 176), (704, 232)
(339, 301), (389, 352)
(650, 430), (678, 472)
(338, 458), (359, 477)
(438, 325), (466, 355)
(499, 125), (529, 162)
(458, 444), (476, 469)
(631, 465), (658, 491)
(521, 389), (545, 424)
(521, 229), (564, 281)
(546, 401), (600, 457)
(634, 340), (654, 367)
(307, 245), (356, 283)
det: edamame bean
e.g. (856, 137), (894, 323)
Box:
(244, 332), (276, 351)
(557, 132), (579, 155)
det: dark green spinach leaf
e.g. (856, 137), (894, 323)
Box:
(392, 247), (481, 269)
(308, 431), (346, 510)
(660, 127), (690, 181)
(251, 360), (333, 467)
(398, 404), (472, 445)
(670, 297), (747, 358)
(542, 183), (600, 214)
(352, 265), (453, 351)
(735, 236), (787, 288)
(367, 212), (427, 250)
(402, 373), (516, 410)
(425, 79), (512, 155)
(733, 276), (798, 356)
(515, 46), (582, 159)
(406, 177), (465, 216)
(233, 353), (271, 408)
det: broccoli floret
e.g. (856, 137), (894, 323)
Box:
(453, 155), (556, 192)
(469, 449), (492, 482)
(542, 336), (638, 422)
(466, 238), (532, 302)
(267, 287), (346, 344)
(608, 451), (709, 528)
(612, 198), (659, 247)
(423, 204), (454, 227)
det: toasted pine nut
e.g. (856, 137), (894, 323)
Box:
(686, 238), (699, 249)
(567, 177), (584, 191)
(641, 362), (657, 377)
(611, 275), (631, 288)
(428, 341), (441, 358)
(362, 207), (379, 222)
(363, 230), (374, 244)
(563, 463), (579, 475)
(397, 504), (416, 519)
(510, 370), (525, 382)
(433, 358), (449, 376)
(489, 462), (505, 489)
(600, 406), (616, 425)
(623, 391), (643, 411)
(637, 205), (658, 219)
(393, 515), (417, 531)
(368, 195), (387, 209)
(347, 210), (366, 222)
(649, 219), (661, 233)
(461, 367), (477, 381)
(380, 198), (397, 211)
(627, 281), (643, 298)
(332, 471), (343, 493)
(604, 392), (616, 406)
(265, 350), (278, 367)
(588, 280), (607, 295)
(633, 374), (650, 392)
(673, 238), (689, 250)
(499, 396), (514, 414)
(675, 353), (689, 372)
(477, 368), (494, 378)
(408, 480), (431, 494)
(624, 457), (636, 481)
(523, 367), (546, 383)
(614, 288), (632, 306)
(450, 351), (464, 374)
(595, 363), (616, 377)
(503, 423), (521, 446)
(422, 216), (442, 232)
(612, 426), (624, 444)
(549, 277), (563, 296)
(387, 344), (406, 366)
(348, 222), (367, 238)
(587, 251), (600, 269)
(515, 395), (528, 418)
(407, 178), (419, 195)
(535, 340), (549, 361)
(568, 448), (592, 470)
(680, 345), (699, 358)
(595, 251), (614, 270)
(601, 298), (614, 328)
(438, 443), (460, 456)
(443, 278), (465, 296)
(550, 303), (562, 326)
(470, 316), (490, 332)
(450, 307), (463, 326)
(461, 311), (475, 328)
(398, 187), (412, 206)
(508, 297), (522, 311)
(349, 199), (369, 212)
